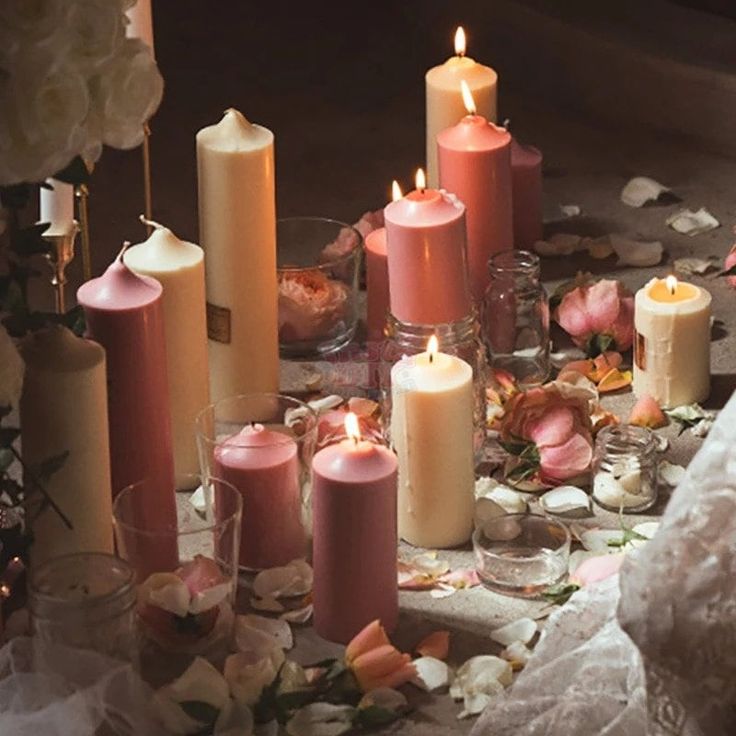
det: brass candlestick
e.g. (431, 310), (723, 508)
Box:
(43, 222), (79, 314)
(75, 184), (92, 281)
(142, 121), (153, 236)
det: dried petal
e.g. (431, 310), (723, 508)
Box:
(410, 656), (450, 692)
(501, 640), (533, 669)
(358, 687), (407, 713)
(474, 496), (507, 528)
(597, 367), (632, 393)
(666, 207), (719, 236)
(251, 595), (285, 613)
(674, 257), (717, 276)
(239, 614), (293, 650)
(253, 560), (313, 599)
(139, 573), (190, 617)
(415, 630), (450, 660)
(345, 619), (389, 664)
(286, 703), (355, 736)
(280, 604), (313, 624)
(610, 235), (663, 267)
(570, 553), (624, 586)
(540, 485), (591, 516)
(620, 176), (670, 207)
(190, 582), (231, 614)
(490, 618), (537, 647)
(659, 460), (686, 487)
(629, 394), (668, 428)
(225, 651), (282, 707)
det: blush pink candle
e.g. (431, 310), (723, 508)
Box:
(383, 169), (471, 325)
(365, 227), (389, 341)
(77, 248), (177, 571)
(437, 83), (512, 302)
(312, 413), (398, 644)
(213, 424), (306, 570)
(511, 139), (543, 250)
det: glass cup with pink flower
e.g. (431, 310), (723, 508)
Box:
(113, 473), (242, 679)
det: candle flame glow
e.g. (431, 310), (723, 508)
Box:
(345, 412), (361, 443)
(665, 275), (678, 294)
(415, 168), (426, 192)
(427, 334), (439, 362)
(392, 180), (403, 202)
(454, 26), (466, 56)
(460, 80), (476, 115)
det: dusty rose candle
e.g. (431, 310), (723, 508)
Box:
(384, 168), (471, 325)
(511, 139), (543, 251)
(438, 82), (513, 302)
(365, 226), (388, 341)
(213, 424), (306, 570)
(77, 248), (177, 569)
(312, 413), (398, 644)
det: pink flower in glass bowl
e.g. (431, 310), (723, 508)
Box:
(555, 278), (635, 355)
(500, 385), (593, 489)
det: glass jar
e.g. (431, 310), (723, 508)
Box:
(28, 552), (138, 666)
(591, 425), (659, 513)
(379, 312), (487, 457)
(482, 249), (550, 387)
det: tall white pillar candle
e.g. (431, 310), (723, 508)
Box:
(633, 276), (711, 408)
(390, 336), (475, 548)
(20, 326), (113, 567)
(39, 179), (74, 237)
(196, 109), (279, 401)
(126, 0), (155, 55)
(124, 222), (210, 488)
(425, 26), (497, 188)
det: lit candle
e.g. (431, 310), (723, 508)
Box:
(196, 109), (279, 402)
(633, 275), (711, 407)
(39, 179), (74, 237)
(312, 413), (398, 643)
(511, 138), (543, 250)
(391, 335), (475, 548)
(384, 168), (472, 325)
(213, 423), (307, 570)
(438, 81), (513, 301)
(125, 219), (210, 489)
(426, 26), (498, 187)
(20, 326), (113, 567)
(126, 0), (155, 55)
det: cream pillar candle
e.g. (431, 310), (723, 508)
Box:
(20, 326), (113, 567)
(633, 275), (711, 408)
(39, 179), (74, 237)
(390, 336), (475, 548)
(124, 220), (210, 489)
(426, 26), (498, 188)
(196, 108), (279, 402)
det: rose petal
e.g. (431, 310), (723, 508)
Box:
(176, 555), (225, 597)
(253, 560), (313, 600)
(539, 433), (593, 481)
(629, 393), (667, 428)
(140, 573), (190, 617)
(585, 279), (623, 335)
(286, 703), (356, 736)
(525, 405), (575, 448)
(240, 614), (293, 650)
(659, 460), (686, 487)
(597, 367), (632, 393)
(569, 553), (624, 587)
(158, 656), (230, 711)
(490, 618), (537, 647)
(410, 656), (450, 692)
(189, 582), (232, 614)
(501, 641), (533, 669)
(280, 604), (314, 624)
(345, 619), (390, 664)
(415, 630), (450, 660)
(358, 687), (407, 713)
(539, 485), (591, 516)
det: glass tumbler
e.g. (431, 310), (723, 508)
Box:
(482, 249), (550, 387)
(277, 216), (363, 358)
(196, 393), (318, 571)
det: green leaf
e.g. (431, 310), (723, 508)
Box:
(179, 700), (219, 726)
(52, 156), (91, 186)
(585, 333), (614, 358)
(607, 526), (648, 548)
(354, 704), (404, 729)
(542, 582), (580, 605)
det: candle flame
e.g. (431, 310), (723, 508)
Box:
(454, 26), (466, 56)
(460, 80), (476, 115)
(665, 274), (678, 294)
(415, 168), (426, 193)
(427, 334), (439, 362)
(345, 412), (361, 443)
(391, 180), (403, 202)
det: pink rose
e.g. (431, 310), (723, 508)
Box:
(555, 279), (635, 354)
(500, 386), (593, 487)
(724, 244), (736, 288)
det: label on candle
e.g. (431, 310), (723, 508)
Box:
(635, 332), (646, 371)
(207, 302), (231, 343)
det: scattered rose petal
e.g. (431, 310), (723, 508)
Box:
(568, 549), (602, 574)
(474, 496), (507, 527)
(411, 656), (451, 692)
(286, 703), (356, 736)
(609, 234), (663, 267)
(485, 484), (528, 514)
(157, 657), (230, 716)
(724, 244), (736, 288)
(490, 618), (537, 647)
(251, 595), (285, 613)
(501, 640), (533, 669)
(569, 553), (624, 586)
(240, 614), (293, 650)
(415, 630), (450, 660)
(253, 560), (313, 600)
(189, 484), (207, 513)
(629, 393), (668, 428)
(620, 176), (671, 208)
(666, 207), (720, 236)
(430, 583), (457, 599)
(225, 651), (282, 707)
(358, 687), (407, 713)
(233, 616), (286, 670)
(693, 417), (714, 437)
(540, 485), (591, 516)
(438, 568), (480, 589)
(659, 460), (686, 487)
(560, 204), (581, 218)
(280, 604), (313, 624)
(190, 582), (231, 615)
(451, 655), (512, 718)
(586, 237), (614, 260)
(285, 395), (343, 427)
(655, 434), (670, 452)
(597, 367), (633, 393)
(140, 573), (190, 617)
(411, 552), (451, 577)
(674, 257), (717, 276)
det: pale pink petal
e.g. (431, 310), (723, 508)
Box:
(629, 394), (668, 428)
(438, 569), (480, 589)
(725, 246), (736, 288)
(525, 406), (575, 448)
(415, 630), (450, 660)
(539, 433), (593, 481)
(570, 553), (624, 587)
(585, 279), (622, 334)
(176, 555), (224, 596)
(556, 287), (594, 338)
(610, 294), (635, 350)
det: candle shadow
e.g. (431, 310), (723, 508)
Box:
(704, 374), (736, 409)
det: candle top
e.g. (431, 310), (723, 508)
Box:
(312, 438), (397, 484)
(437, 115), (510, 152)
(196, 108), (273, 153)
(426, 55), (497, 90)
(124, 225), (203, 272)
(511, 138), (543, 167)
(384, 188), (464, 228)
(215, 424), (297, 469)
(391, 349), (473, 392)
(638, 277), (711, 313)
(77, 251), (162, 311)
(21, 324), (104, 373)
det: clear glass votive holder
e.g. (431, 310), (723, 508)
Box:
(28, 552), (138, 665)
(379, 312), (488, 457)
(592, 424), (659, 513)
(473, 514), (570, 598)
(196, 393), (318, 572)
(277, 216), (363, 358)
(113, 474), (242, 666)
(482, 249), (550, 388)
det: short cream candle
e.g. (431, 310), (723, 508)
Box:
(633, 275), (711, 408)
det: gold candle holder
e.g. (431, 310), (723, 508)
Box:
(43, 222), (79, 314)
(75, 184), (92, 282)
(142, 121), (153, 236)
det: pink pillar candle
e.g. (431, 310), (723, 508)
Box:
(312, 423), (398, 644)
(438, 115), (513, 302)
(213, 424), (306, 570)
(511, 139), (543, 250)
(365, 227), (389, 341)
(383, 177), (471, 325)
(77, 251), (177, 570)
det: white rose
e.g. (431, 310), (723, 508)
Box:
(0, 324), (24, 410)
(93, 38), (163, 150)
(66, 0), (126, 72)
(0, 0), (71, 61)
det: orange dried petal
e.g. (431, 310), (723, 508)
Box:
(415, 630), (450, 660)
(629, 393), (668, 429)
(597, 367), (632, 393)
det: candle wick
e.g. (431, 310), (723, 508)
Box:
(429, 353), (434, 364)
(352, 435), (359, 448)
(139, 214), (165, 231)
(117, 241), (132, 262)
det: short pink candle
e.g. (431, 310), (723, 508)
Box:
(511, 139), (543, 250)
(383, 170), (471, 325)
(214, 424), (306, 570)
(77, 250), (177, 572)
(312, 414), (398, 644)
(365, 227), (389, 341)
(438, 110), (513, 302)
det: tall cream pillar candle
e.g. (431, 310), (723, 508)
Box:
(197, 108), (279, 402)
(39, 179), (74, 237)
(426, 26), (497, 188)
(125, 220), (210, 488)
(390, 336), (475, 548)
(20, 326), (113, 567)
(633, 275), (711, 408)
